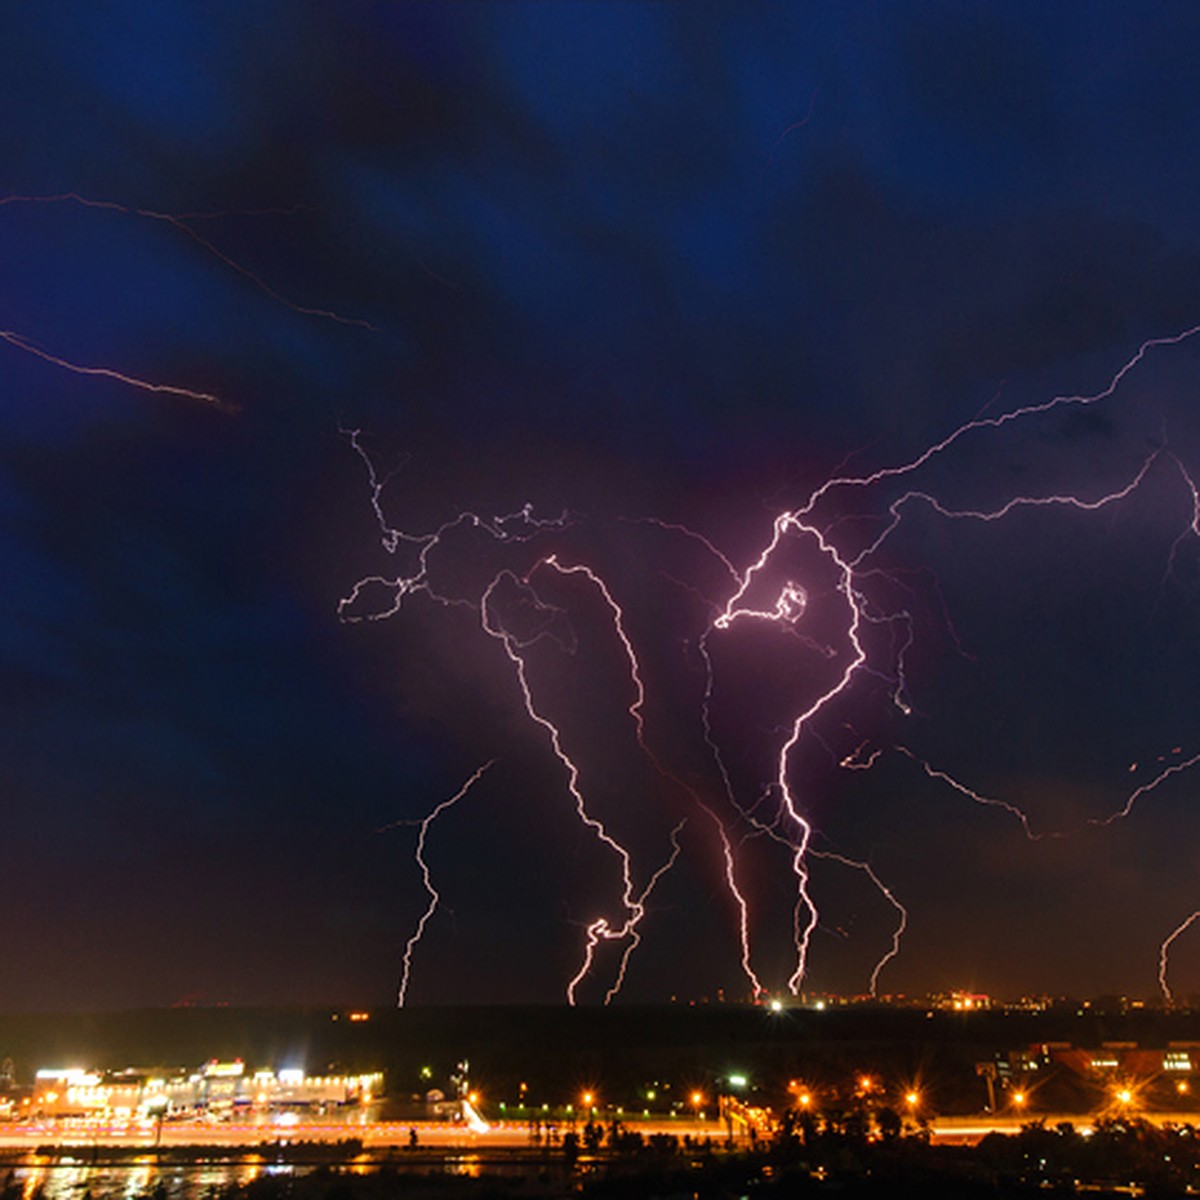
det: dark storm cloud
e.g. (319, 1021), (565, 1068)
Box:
(903, 7), (1058, 150)
(3, 1), (1200, 1007)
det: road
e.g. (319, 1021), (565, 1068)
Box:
(4, 1111), (1199, 1152)
(0, 1115), (725, 1152)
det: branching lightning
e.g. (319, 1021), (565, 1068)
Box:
(0, 192), (379, 412)
(480, 560), (653, 1005)
(345, 324), (1200, 1005)
(810, 849), (907, 998)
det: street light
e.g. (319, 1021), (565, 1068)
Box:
(1111, 1082), (1138, 1117)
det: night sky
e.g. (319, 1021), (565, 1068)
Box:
(5, 2), (1200, 1011)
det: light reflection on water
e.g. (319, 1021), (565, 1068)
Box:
(5, 1157), (295, 1200)
(346, 1155), (373, 1177)
(1, 1154), (558, 1200)
(443, 1154), (481, 1178)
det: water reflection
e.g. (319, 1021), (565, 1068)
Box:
(1, 1152), (558, 1200)
(443, 1154), (481, 1177)
(118, 1156), (154, 1199)
(346, 1155), (373, 1177)
(5, 1157), (289, 1200)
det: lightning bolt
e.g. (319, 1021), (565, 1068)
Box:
(769, 83), (823, 160)
(383, 760), (498, 1007)
(543, 555), (811, 1003)
(891, 741), (1200, 839)
(481, 562), (655, 1004)
(1164, 450), (1200, 588)
(485, 554), (733, 1003)
(893, 746), (1056, 842)
(576, 819), (688, 1006)
(694, 327), (1200, 996)
(796, 323), (1200, 527)
(1093, 749), (1200, 827)
(707, 513), (867, 994)
(16, 185), (1199, 1005)
(2, 192), (387, 414)
(346, 323), (1200, 1004)
(810, 849), (907, 998)
(1159, 910), (1200, 1007)
(0, 328), (230, 411)
(0, 192), (378, 331)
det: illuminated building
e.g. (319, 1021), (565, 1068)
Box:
(31, 1061), (382, 1119)
(937, 991), (992, 1012)
(983, 1041), (1200, 1105)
